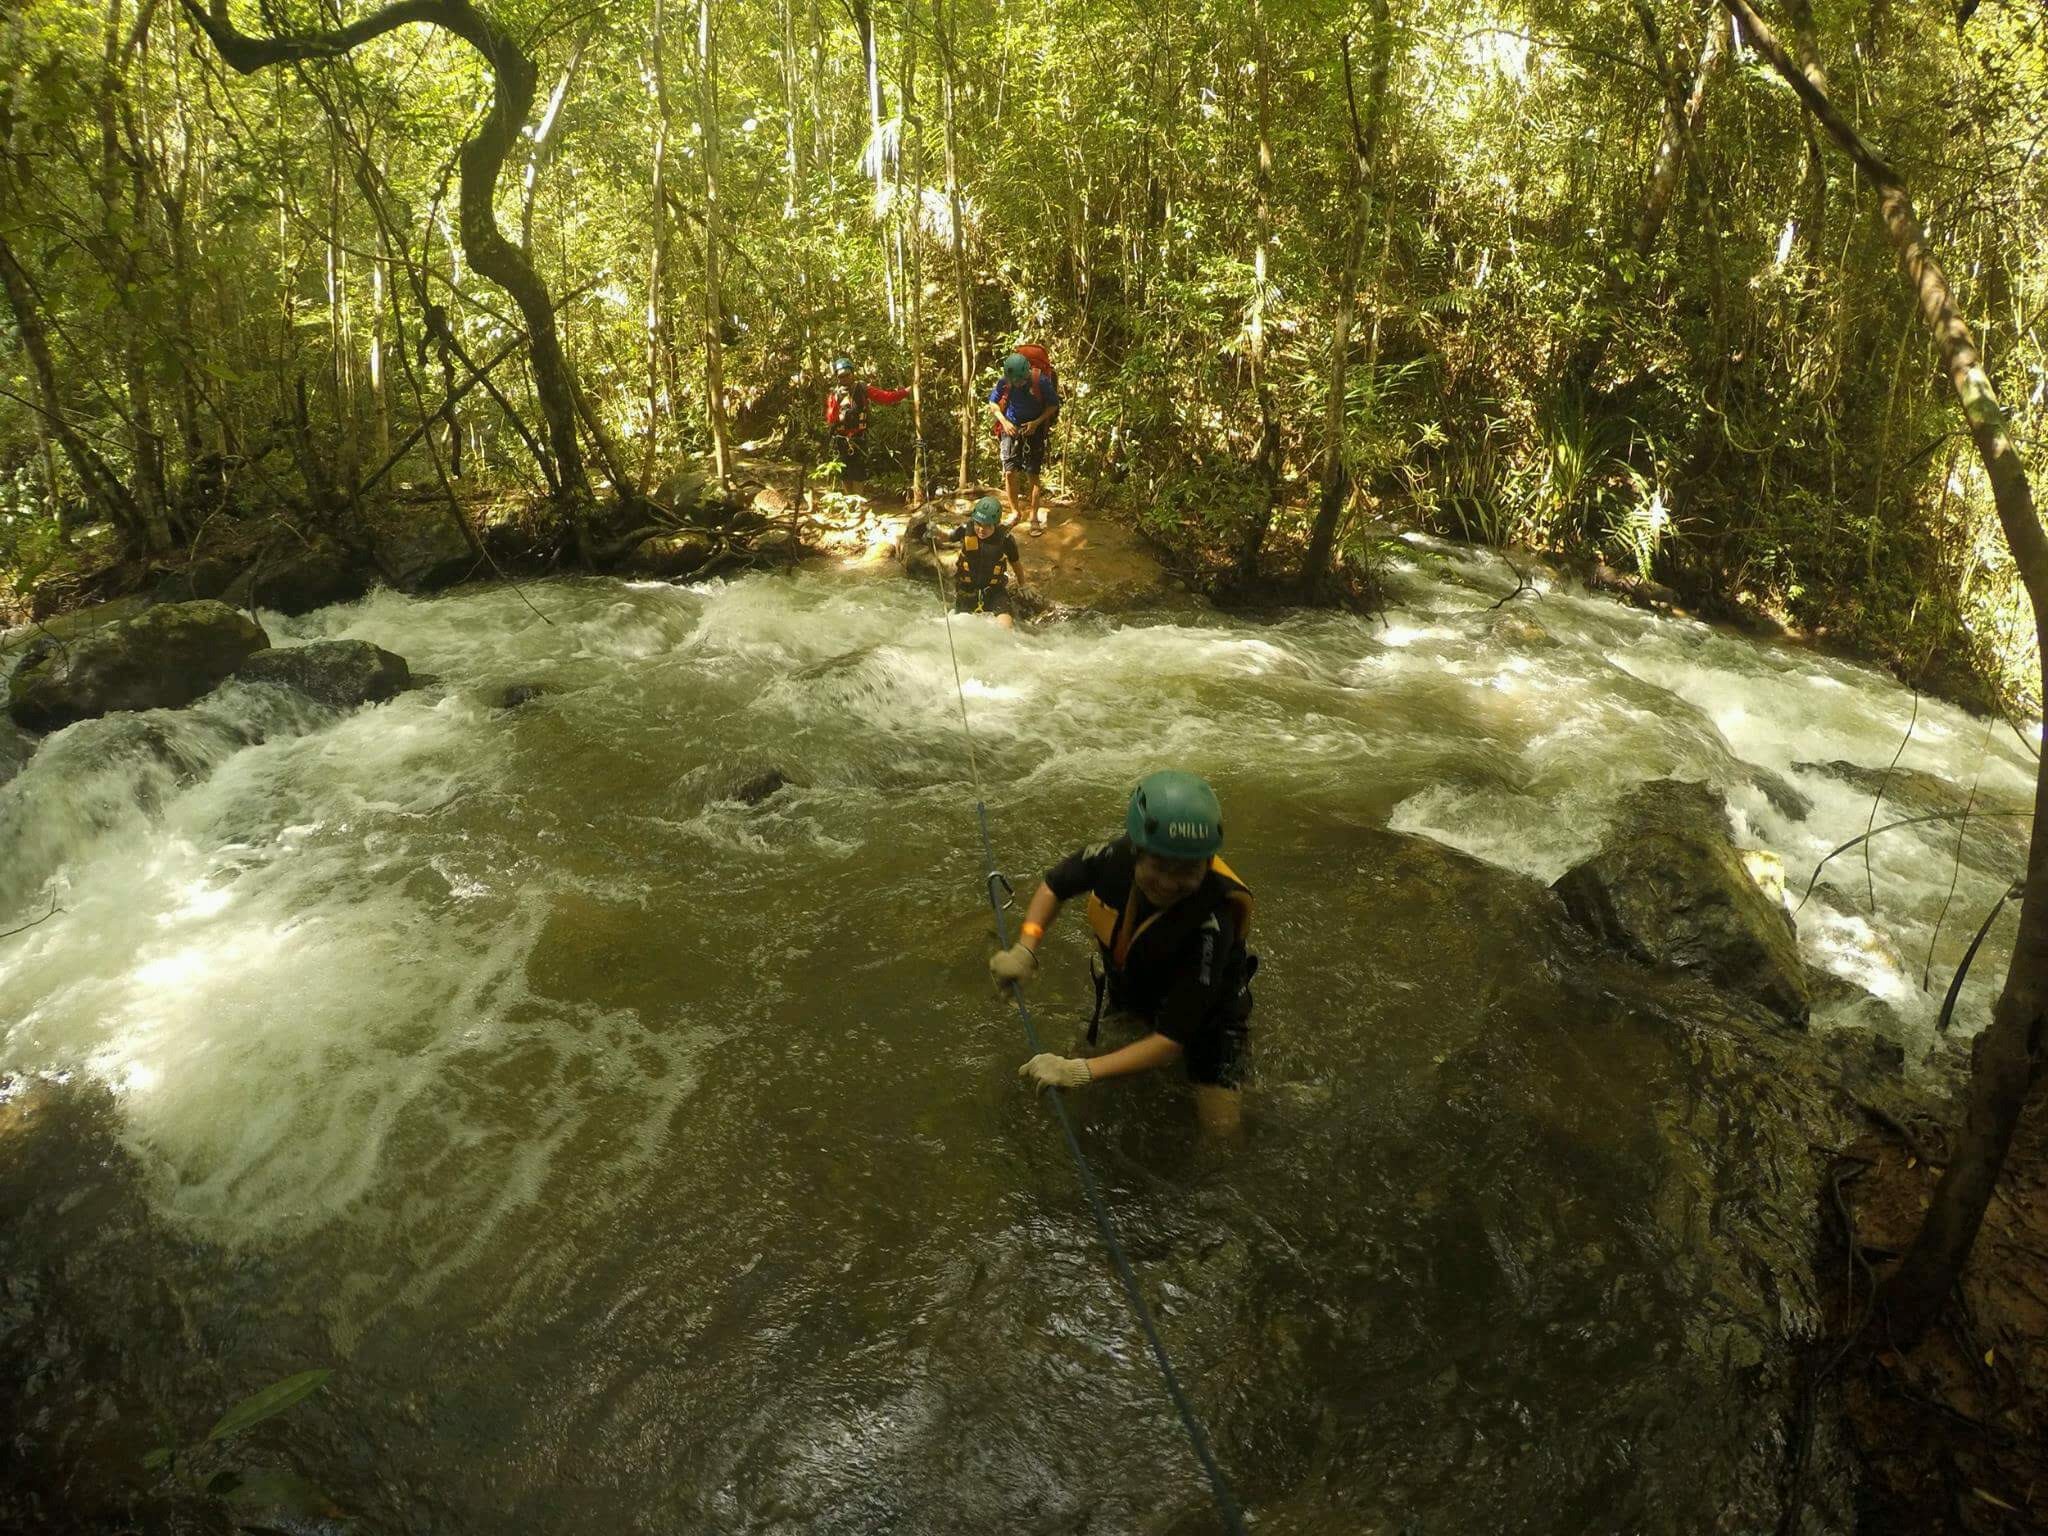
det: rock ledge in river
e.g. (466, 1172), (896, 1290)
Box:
(234, 641), (411, 710)
(7, 600), (269, 732)
(1552, 778), (1811, 1026)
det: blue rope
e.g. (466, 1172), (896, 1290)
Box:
(974, 800), (1250, 1533)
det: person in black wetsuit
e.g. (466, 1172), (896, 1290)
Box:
(936, 495), (1024, 629)
(989, 771), (1257, 1135)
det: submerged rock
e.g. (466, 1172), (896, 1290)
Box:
(0, 715), (33, 786)
(1552, 778), (1811, 1025)
(730, 767), (793, 805)
(496, 683), (548, 710)
(622, 532), (715, 580)
(234, 641), (411, 710)
(7, 601), (269, 732)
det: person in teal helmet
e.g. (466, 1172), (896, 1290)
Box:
(936, 495), (1025, 628)
(990, 771), (1257, 1134)
(986, 351), (1059, 532)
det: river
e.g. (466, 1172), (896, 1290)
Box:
(1, 539), (2032, 1531)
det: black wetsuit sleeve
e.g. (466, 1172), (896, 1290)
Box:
(1152, 918), (1238, 1048)
(1045, 842), (1110, 903)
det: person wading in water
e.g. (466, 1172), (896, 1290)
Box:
(990, 771), (1257, 1135)
(935, 495), (1025, 629)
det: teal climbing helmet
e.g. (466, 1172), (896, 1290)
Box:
(971, 496), (1003, 526)
(1002, 352), (1030, 382)
(1125, 771), (1224, 860)
(834, 356), (855, 374)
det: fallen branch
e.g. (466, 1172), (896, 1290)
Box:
(0, 901), (63, 941)
(1796, 811), (2030, 909)
(351, 331), (529, 501)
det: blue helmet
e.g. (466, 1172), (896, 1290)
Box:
(971, 496), (1003, 526)
(833, 356), (855, 374)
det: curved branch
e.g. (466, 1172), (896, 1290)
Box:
(180, 0), (594, 524)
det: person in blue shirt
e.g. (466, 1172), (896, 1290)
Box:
(986, 351), (1059, 535)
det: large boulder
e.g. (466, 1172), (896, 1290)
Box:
(363, 502), (479, 593)
(223, 535), (370, 615)
(1552, 778), (1811, 1025)
(233, 641), (411, 710)
(7, 601), (269, 732)
(621, 532), (715, 580)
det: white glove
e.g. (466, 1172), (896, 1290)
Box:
(1020, 1054), (1092, 1091)
(989, 942), (1038, 985)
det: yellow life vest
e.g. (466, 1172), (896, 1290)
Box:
(1085, 855), (1252, 974)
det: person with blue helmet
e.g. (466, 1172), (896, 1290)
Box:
(824, 355), (906, 486)
(935, 495), (1024, 628)
(990, 770), (1257, 1134)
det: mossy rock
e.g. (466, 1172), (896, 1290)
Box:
(7, 600), (269, 732)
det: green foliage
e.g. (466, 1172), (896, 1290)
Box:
(0, 0), (2041, 697)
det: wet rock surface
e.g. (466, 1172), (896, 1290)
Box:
(233, 641), (412, 711)
(223, 536), (369, 616)
(1552, 778), (1812, 1025)
(6, 601), (270, 732)
(0, 715), (33, 786)
(363, 501), (480, 593)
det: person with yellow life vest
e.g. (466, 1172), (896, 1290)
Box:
(935, 495), (1025, 628)
(990, 771), (1257, 1135)
(986, 350), (1060, 535)
(824, 356), (907, 485)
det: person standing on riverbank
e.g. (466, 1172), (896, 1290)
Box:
(825, 356), (907, 487)
(986, 351), (1059, 534)
(989, 770), (1256, 1135)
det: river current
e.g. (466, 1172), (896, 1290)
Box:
(0, 540), (2031, 1531)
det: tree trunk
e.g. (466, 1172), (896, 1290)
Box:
(643, 0), (673, 494)
(1782, 0), (1830, 266)
(1717, 0), (2048, 1345)
(1233, 0), (1281, 582)
(101, 0), (172, 551)
(1560, 3), (1724, 395)
(1634, 5), (1723, 261)
(697, 0), (732, 481)
(933, 0), (974, 489)
(853, 0), (896, 328)
(1301, 11), (1392, 600)
(902, 0), (925, 503)
(0, 230), (147, 541)
(183, 0), (596, 529)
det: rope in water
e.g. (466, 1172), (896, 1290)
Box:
(921, 517), (1249, 1534)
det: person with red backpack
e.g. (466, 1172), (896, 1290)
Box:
(824, 356), (907, 486)
(986, 348), (1060, 534)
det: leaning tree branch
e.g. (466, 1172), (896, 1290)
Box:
(1715, 0), (2048, 1349)
(180, 0), (597, 535)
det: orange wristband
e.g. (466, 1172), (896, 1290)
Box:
(1020, 922), (1045, 943)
